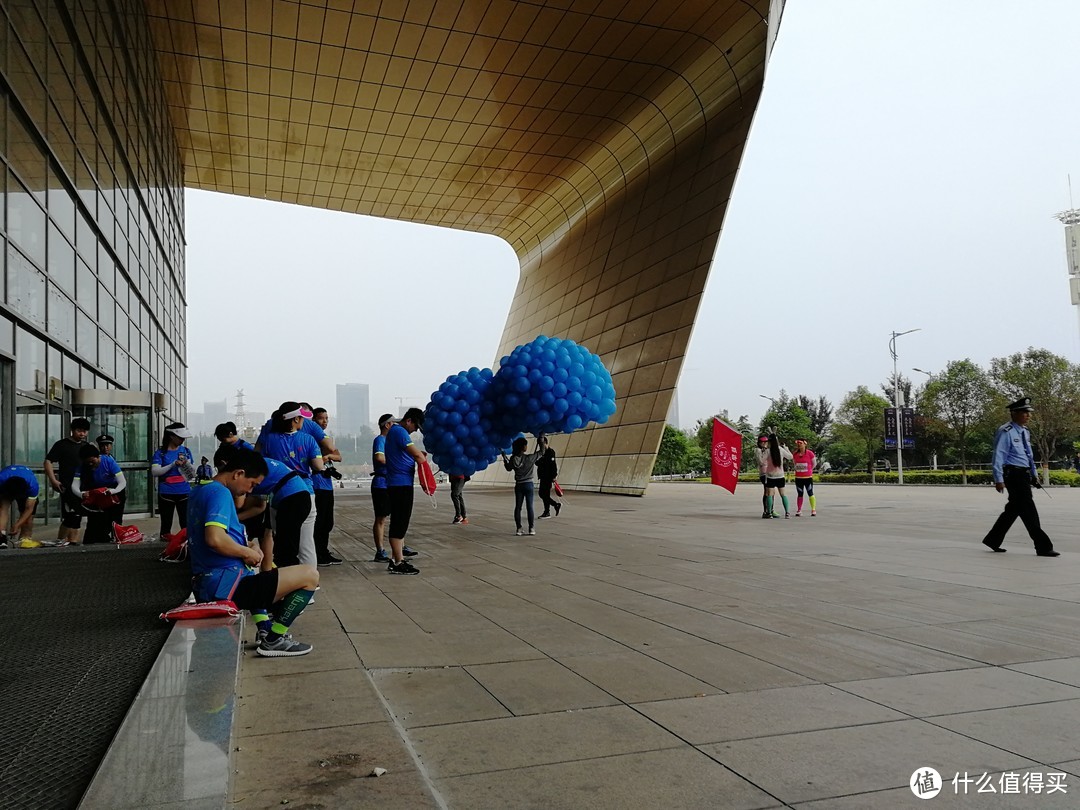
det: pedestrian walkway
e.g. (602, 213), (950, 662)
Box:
(229, 483), (1080, 808)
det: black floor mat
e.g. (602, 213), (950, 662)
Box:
(0, 545), (191, 809)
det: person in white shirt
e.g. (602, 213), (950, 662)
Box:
(763, 431), (793, 519)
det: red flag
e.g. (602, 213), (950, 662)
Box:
(711, 418), (742, 494)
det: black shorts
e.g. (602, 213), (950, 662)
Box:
(371, 485), (390, 518)
(759, 474), (767, 486)
(388, 486), (414, 539)
(766, 477), (785, 489)
(232, 569), (280, 611)
(60, 489), (84, 528)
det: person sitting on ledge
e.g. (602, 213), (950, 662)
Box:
(188, 446), (319, 658)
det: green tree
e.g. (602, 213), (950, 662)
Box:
(795, 394), (833, 435)
(757, 391), (818, 446)
(989, 348), (1080, 484)
(653, 424), (691, 476)
(920, 359), (993, 484)
(835, 386), (891, 482)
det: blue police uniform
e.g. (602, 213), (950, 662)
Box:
(982, 398), (1055, 555)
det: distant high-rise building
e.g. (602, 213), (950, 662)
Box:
(336, 384), (370, 435)
(204, 399), (228, 430)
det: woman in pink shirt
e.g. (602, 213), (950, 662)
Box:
(792, 439), (817, 516)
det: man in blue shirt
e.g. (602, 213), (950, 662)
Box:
(189, 446), (320, 657)
(310, 407), (343, 566)
(384, 408), (427, 574)
(982, 397), (1057, 556)
(0, 465), (40, 548)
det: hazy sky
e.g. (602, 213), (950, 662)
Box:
(186, 0), (1080, 431)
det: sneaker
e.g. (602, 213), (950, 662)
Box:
(810, 510), (817, 517)
(515, 528), (525, 536)
(255, 628), (268, 646)
(0, 536), (7, 549)
(388, 560), (420, 575)
(402, 546), (418, 557)
(452, 516), (461, 524)
(554, 502), (561, 517)
(784, 513), (790, 519)
(317, 554), (343, 566)
(528, 528), (536, 536)
(373, 549), (389, 562)
(19, 538), (42, 548)
(770, 513), (780, 519)
(795, 511), (802, 517)
(256, 636), (313, 657)
(761, 513), (771, 520)
(459, 517), (468, 525)
(539, 512), (552, 520)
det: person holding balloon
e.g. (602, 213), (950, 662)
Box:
(501, 435), (548, 536)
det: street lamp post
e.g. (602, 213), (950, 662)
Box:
(889, 329), (921, 484)
(912, 367), (937, 470)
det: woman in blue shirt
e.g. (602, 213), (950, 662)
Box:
(72, 443), (127, 543)
(259, 402), (325, 567)
(151, 421), (195, 538)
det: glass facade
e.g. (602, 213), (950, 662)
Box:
(0, 0), (186, 517)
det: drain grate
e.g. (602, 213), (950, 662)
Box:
(0, 545), (190, 809)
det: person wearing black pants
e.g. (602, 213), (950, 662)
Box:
(536, 436), (561, 519)
(311, 408), (342, 565)
(982, 397), (1058, 557)
(272, 489), (313, 568)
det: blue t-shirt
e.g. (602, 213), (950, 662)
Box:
(0, 465), (40, 500)
(251, 457), (310, 501)
(260, 432), (320, 491)
(311, 466), (333, 491)
(384, 424), (417, 487)
(257, 418), (325, 448)
(371, 435), (387, 490)
(234, 438), (255, 451)
(152, 446), (194, 495)
(82, 455), (122, 490)
(187, 480), (249, 578)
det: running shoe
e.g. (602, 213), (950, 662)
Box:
(515, 528), (525, 536)
(19, 538), (42, 548)
(539, 512), (552, 520)
(459, 517), (468, 525)
(388, 560), (420, 575)
(256, 636), (313, 657)
(373, 549), (390, 562)
(402, 546), (418, 557)
(452, 516), (462, 524)
(554, 502), (561, 517)
(317, 554), (343, 566)
(528, 528), (536, 536)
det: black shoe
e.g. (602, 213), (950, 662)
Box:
(318, 554), (343, 566)
(761, 513), (771, 519)
(1036, 550), (1061, 557)
(538, 512), (552, 519)
(554, 502), (561, 516)
(402, 546), (418, 557)
(388, 560), (420, 574)
(982, 539), (1006, 553)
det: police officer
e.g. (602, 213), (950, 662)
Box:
(982, 397), (1058, 556)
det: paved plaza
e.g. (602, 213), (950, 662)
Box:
(229, 482), (1080, 808)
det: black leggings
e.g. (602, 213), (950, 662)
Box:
(158, 493), (188, 536)
(273, 491), (312, 567)
(539, 479), (558, 513)
(314, 489), (335, 558)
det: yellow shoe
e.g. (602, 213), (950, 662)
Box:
(19, 538), (42, 549)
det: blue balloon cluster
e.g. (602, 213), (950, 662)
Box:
(423, 336), (617, 476)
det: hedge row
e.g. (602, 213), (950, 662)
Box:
(733, 470), (1080, 487)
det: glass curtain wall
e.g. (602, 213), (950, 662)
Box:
(0, 0), (187, 522)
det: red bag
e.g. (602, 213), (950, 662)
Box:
(159, 600), (240, 621)
(83, 487), (120, 510)
(113, 523), (144, 545)
(160, 528), (188, 562)
(418, 458), (437, 495)
(553, 481), (564, 498)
